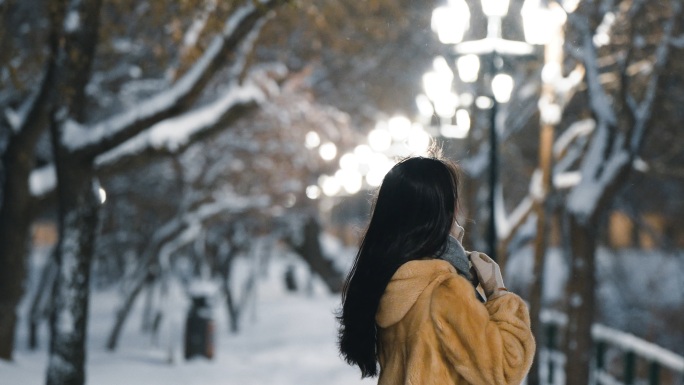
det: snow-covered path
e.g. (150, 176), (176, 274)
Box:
(2, 260), (374, 385)
(5, 247), (683, 385)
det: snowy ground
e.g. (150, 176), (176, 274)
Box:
(2, 253), (374, 385)
(3, 244), (683, 385)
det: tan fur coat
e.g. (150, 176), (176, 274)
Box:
(375, 259), (535, 385)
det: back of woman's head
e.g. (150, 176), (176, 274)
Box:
(338, 156), (460, 377)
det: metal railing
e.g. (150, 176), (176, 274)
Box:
(539, 310), (684, 385)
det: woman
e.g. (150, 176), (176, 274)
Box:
(338, 156), (535, 385)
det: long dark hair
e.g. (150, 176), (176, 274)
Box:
(337, 156), (460, 378)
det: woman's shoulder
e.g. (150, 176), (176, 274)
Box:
(428, 267), (483, 308)
(395, 259), (478, 296)
(394, 258), (457, 280)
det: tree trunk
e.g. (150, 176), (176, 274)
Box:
(140, 280), (156, 333)
(220, 249), (241, 333)
(526, 122), (555, 385)
(288, 217), (343, 293)
(526, 202), (549, 385)
(223, 282), (241, 334)
(44, 0), (103, 380)
(230, 272), (257, 333)
(0, 304), (18, 361)
(28, 251), (58, 350)
(0, 140), (35, 360)
(46, 161), (100, 385)
(0, 0), (69, 358)
(562, 213), (597, 385)
(105, 270), (150, 351)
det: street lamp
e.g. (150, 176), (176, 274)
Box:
(429, 0), (549, 260)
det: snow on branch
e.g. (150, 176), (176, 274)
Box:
(9, 69), (51, 137)
(62, 0), (286, 158)
(553, 171), (581, 190)
(552, 65), (585, 107)
(496, 170), (539, 242)
(5, 90), (40, 133)
(182, 0), (218, 52)
(554, 135), (591, 177)
(574, 16), (618, 127)
(95, 81), (265, 168)
(497, 193), (534, 242)
(29, 164), (57, 198)
(551, 119), (595, 181)
(553, 119), (595, 160)
(124, 188), (271, 284)
(158, 191), (271, 266)
(566, 123), (629, 223)
(4, 106), (24, 133)
(30, 62), (287, 200)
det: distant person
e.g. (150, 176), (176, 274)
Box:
(338, 155), (535, 385)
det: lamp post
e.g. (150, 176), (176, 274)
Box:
(428, 2), (572, 384)
(429, 0), (546, 261)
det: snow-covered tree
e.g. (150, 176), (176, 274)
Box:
(496, 1), (683, 383)
(0, 0), (55, 361)
(97, 76), (355, 349)
(559, 2), (682, 383)
(1, 2), (290, 385)
(479, 1), (684, 383)
(1, 0), (448, 363)
(48, 2), (289, 384)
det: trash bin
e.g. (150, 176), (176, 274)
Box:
(284, 265), (298, 292)
(184, 294), (215, 360)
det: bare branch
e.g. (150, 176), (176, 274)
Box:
(8, 0), (68, 142)
(572, 14), (618, 127)
(629, 1), (680, 154)
(647, 162), (684, 179)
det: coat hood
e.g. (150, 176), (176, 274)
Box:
(376, 259), (455, 328)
